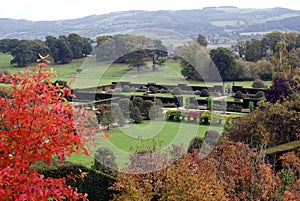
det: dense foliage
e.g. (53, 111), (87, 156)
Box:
(0, 33), (93, 66)
(0, 64), (100, 200)
(32, 160), (116, 201)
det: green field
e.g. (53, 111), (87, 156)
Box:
(211, 20), (246, 27)
(0, 54), (271, 89)
(67, 120), (224, 168)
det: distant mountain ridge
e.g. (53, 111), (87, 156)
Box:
(1, 7), (300, 46)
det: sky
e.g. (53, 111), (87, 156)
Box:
(0, 0), (299, 21)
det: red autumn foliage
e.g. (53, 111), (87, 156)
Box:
(0, 64), (97, 200)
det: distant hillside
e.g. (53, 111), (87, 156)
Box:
(1, 7), (300, 46)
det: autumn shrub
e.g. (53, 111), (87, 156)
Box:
(0, 64), (98, 200)
(111, 153), (228, 201)
(224, 100), (300, 149)
(0, 69), (9, 83)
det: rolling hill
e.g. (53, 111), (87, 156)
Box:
(1, 7), (300, 46)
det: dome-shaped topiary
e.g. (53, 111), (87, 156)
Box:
(234, 91), (244, 99)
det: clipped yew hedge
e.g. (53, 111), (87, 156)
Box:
(31, 160), (116, 201)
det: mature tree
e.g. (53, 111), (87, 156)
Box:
(95, 34), (163, 68)
(244, 38), (264, 62)
(96, 35), (112, 46)
(272, 41), (291, 78)
(54, 37), (74, 64)
(68, 33), (84, 59)
(46, 35), (74, 64)
(10, 40), (49, 67)
(180, 59), (202, 80)
(210, 47), (238, 81)
(151, 40), (168, 71)
(196, 33), (208, 47)
(234, 39), (246, 58)
(262, 31), (284, 53)
(125, 50), (148, 73)
(0, 63), (98, 200)
(179, 41), (213, 81)
(10, 40), (34, 66)
(0, 39), (19, 53)
(255, 59), (273, 80)
(287, 48), (300, 70)
(82, 37), (93, 56)
(265, 75), (298, 103)
(30, 40), (50, 56)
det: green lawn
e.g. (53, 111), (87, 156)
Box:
(0, 54), (271, 89)
(266, 140), (300, 155)
(67, 120), (224, 169)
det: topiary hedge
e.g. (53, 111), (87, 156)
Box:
(200, 89), (210, 97)
(31, 160), (116, 201)
(252, 79), (265, 88)
(165, 110), (182, 122)
(254, 91), (265, 99)
(234, 91), (244, 99)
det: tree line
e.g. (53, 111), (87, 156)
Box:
(0, 33), (93, 66)
(179, 32), (300, 81)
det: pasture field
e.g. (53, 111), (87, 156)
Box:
(0, 54), (271, 89)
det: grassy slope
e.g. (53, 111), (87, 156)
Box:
(0, 54), (271, 89)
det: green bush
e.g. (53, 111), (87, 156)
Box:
(200, 89), (210, 97)
(31, 160), (116, 201)
(148, 86), (159, 93)
(234, 91), (244, 99)
(173, 87), (182, 95)
(200, 111), (211, 124)
(165, 110), (182, 122)
(130, 107), (143, 123)
(254, 91), (265, 99)
(163, 103), (177, 108)
(122, 85), (134, 92)
(92, 147), (118, 176)
(252, 79), (266, 88)
(199, 112), (223, 125)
